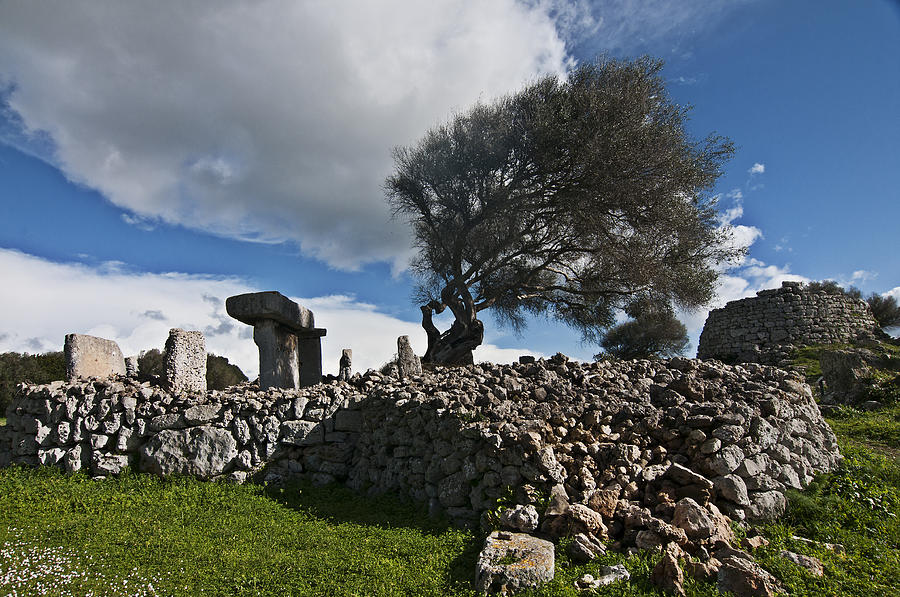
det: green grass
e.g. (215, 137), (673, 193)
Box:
(826, 404), (900, 455)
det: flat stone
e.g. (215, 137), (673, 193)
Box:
(226, 291), (316, 332)
(475, 531), (555, 594)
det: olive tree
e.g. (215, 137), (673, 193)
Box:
(386, 56), (740, 365)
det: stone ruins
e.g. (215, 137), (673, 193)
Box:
(1, 287), (858, 594)
(226, 291), (326, 390)
(697, 281), (880, 365)
(2, 349), (841, 594)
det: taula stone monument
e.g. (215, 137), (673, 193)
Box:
(226, 291), (326, 390)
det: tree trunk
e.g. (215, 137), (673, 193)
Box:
(421, 284), (485, 365)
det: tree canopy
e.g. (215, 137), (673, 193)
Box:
(596, 300), (689, 360)
(386, 56), (740, 364)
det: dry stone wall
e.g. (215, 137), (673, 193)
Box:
(697, 281), (879, 365)
(2, 355), (841, 547)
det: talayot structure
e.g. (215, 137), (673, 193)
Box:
(697, 281), (880, 365)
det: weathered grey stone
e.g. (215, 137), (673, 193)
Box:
(280, 420), (323, 445)
(779, 550), (824, 577)
(65, 334), (126, 381)
(226, 291), (315, 330)
(475, 531), (555, 594)
(672, 497), (716, 541)
(717, 556), (783, 597)
(499, 504), (539, 533)
(125, 356), (139, 378)
(164, 329), (207, 394)
(574, 565), (630, 590)
(338, 348), (352, 382)
(184, 404), (221, 425)
(746, 490), (787, 520)
(714, 474), (750, 507)
(92, 453), (129, 476)
(140, 426), (238, 478)
(397, 335), (422, 379)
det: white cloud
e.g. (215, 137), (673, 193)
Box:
(748, 163), (766, 175)
(0, 1), (573, 271)
(0, 249), (540, 377)
(850, 269), (877, 284)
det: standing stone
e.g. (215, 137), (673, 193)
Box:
(254, 319), (299, 389)
(338, 349), (352, 381)
(226, 291), (326, 390)
(164, 329), (207, 394)
(397, 335), (422, 379)
(125, 355), (139, 378)
(64, 334), (126, 381)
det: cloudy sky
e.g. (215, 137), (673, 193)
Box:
(1, 0), (898, 377)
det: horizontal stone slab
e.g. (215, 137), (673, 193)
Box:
(226, 291), (316, 332)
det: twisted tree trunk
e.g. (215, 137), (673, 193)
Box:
(420, 284), (484, 365)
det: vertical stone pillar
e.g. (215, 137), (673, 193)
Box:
(397, 335), (423, 379)
(298, 334), (324, 388)
(338, 348), (352, 381)
(254, 320), (300, 390)
(164, 329), (207, 394)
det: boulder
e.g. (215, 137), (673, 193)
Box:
(475, 531), (554, 594)
(717, 556), (783, 597)
(140, 426), (238, 478)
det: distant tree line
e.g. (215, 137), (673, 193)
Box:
(0, 350), (247, 417)
(806, 280), (900, 330)
(0, 351), (65, 416)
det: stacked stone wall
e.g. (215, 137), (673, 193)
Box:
(697, 281), (879, 365)
(2, 355), (841, 537)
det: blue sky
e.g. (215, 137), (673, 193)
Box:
(1, 1), (898, 376)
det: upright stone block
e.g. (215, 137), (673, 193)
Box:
(338, 349), (352, 381)
(254, 319), (299, 390)
(299, 336), (323, 388)
(397, 335), (422, 379)
(226, 291), (326, 390)
(64, 334), (126, 381)
(125, 355), (139, 378)
(164, 329), (207, 394)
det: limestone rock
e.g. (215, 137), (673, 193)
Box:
(140, 426), (238, 478)
(499, 505), (539, 533)
(651, 550), (685, 596)
(164, 329), (207, 394)
(717, 556), (783, 597)
(64, 334), (125, 381)
(397, 335), (423, 379)
(779, 550), (824, 577)
(475, 531), (554, 594)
